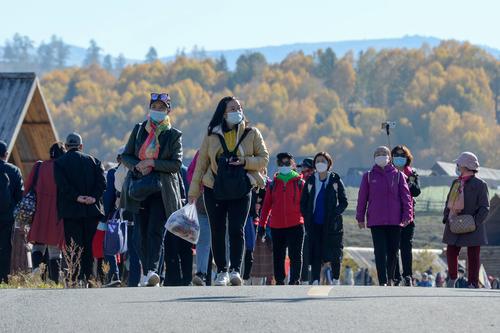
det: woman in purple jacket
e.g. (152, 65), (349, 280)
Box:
(356, 146), (413, 286)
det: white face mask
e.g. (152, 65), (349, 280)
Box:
(315, 162), (328, 173)
(375, 156), (390, 168)
(278, 166), (292, 175)
(226, 111), (243, 126)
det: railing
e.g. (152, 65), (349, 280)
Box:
(345, 200), (446, 213)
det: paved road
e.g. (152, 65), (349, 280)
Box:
(1, 286), (499, 332)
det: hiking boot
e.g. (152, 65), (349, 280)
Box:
(215, 272), (229, 286)
(229, 270), (243, 286)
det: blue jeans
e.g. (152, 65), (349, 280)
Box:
(196, 215), (211, 274)
(128, 224), (142, 287)
(244, 217), (256, 251)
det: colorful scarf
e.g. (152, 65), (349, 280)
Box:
(138, 116), (171, 160)
(447, 175), (473, 217)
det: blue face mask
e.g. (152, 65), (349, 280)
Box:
(226, 112), (243, 126)
(393, 157), (407, 168)
(150, 110), (167, 123)
(278, 166), (292, 175)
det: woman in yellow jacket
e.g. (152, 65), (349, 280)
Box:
(188, 96), (269, 286)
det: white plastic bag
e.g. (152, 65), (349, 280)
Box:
(165, 203), (200, 244)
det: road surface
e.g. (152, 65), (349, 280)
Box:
(1, 286), (499, 332)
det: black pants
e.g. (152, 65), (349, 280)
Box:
(271, 225), (304, 285)
(203, 187), (251, 273)
(395, 222), (415, 281)
(0, 221), (13, 283)
(63, 217), (98, 280)
(243, 250), (253, 280)
(309, 223), (341, 282)
(134, 193), (166, 275)
(370, 226), (401, 285)
(301, 233), (310, 282)
(164, 231), (193, 286)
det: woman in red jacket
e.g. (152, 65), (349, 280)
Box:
(260, 152), (305, 285)
(26, 142), (66, 283)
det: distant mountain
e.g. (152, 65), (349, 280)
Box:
(3, 35), (498, 70)
(161, 35), (500, 69)
(64, 45), (139, 67)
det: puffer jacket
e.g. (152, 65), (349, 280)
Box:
(188, 121), (269, 198)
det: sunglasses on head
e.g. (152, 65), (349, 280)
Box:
(151, 93), (170, 102)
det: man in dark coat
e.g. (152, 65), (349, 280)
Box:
(54, 133), (106, 283)
(0, 141), (24, 283)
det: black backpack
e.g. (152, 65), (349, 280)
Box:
(213, 128), (252, 201)
(0, 164), (12, 213)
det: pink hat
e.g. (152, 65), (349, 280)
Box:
(454, 152), (480, 171)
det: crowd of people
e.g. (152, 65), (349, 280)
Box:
(0, 93), (492, 288)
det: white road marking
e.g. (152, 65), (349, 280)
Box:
(307, 286), (333, 297)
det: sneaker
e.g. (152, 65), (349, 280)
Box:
(146, 271), (160, 287)
(404, 276), (413, 287)
(192, 272), (206, 286)
(139, 275), (148, 287)
(311, 280), (319, 286)
(229, 270), (243, 286)
(215, 272), (230, 286)
(332, 278), (340, 286)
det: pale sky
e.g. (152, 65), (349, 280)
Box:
(1, 0), (499, 59)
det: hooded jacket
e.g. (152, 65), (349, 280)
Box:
(260, 172), (304, 229)
(356, 164), (413, 227)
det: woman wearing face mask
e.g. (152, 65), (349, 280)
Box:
(259, 152), (305, 285)
(121, 93), (183, 287)
(356, 146), (412, 286)
(391, 145), (421, 286)
(300, 152), (348, 285)
(188, 96), (269, 286)
(442, 152), (489, 288)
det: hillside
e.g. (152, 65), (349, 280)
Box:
(38, 40), (500, 173)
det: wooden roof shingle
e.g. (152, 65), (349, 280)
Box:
(0, 72), (37, 150)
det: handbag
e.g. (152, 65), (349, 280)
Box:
(104, 210), (128, 256)
(449, 214), (476, 234)
(128, 170), (162, 202)
(14, 161), (41, 228)
(213, 128), (252, 201)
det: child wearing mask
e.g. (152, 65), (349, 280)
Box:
(260, 152), (305, 285)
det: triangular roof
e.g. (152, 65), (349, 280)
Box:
(0, 72), (58, 176)
(433, 161), (500, 181)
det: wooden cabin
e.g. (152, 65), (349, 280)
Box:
(0, 72), (59, 273)
(0, 72), (58, 176)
